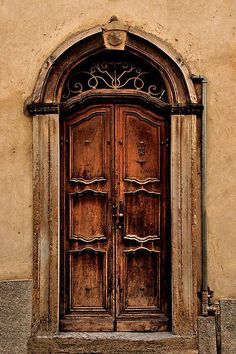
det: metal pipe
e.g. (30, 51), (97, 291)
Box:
(191, 74), (208, 314)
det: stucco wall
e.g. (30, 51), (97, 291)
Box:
(0, 0), (236, 298)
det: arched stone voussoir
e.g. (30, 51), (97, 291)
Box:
(25, 18), (198, 114)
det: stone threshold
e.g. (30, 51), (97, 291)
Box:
(28, 332), (198, 353)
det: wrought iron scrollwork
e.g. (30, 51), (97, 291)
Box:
(62, 61), (168, 102)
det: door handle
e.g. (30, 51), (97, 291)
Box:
(118, 201), (124, 230)
(112, 202), (124, 229)
(118, 213), (124, 229)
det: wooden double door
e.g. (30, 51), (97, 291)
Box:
(60, 103), (170, 331)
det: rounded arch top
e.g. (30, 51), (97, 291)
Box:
(26, 19), (200, 116)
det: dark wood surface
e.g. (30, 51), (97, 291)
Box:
(60, 103), (170, 331)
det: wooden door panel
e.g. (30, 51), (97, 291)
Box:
(124, 190), (160, 242)
(70, 190), (107, 242)
(69, 113), (106, 183)
(116, 105), (170, 331)
(70, 249), (107, 310)
(124, 113), (161, 183)
(124, 249), (160, 309)
(60, 105), (114, 331)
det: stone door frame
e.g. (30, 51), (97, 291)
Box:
(26, 22), (202, 337)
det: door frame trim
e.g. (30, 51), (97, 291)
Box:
(27, 22), (201, 337)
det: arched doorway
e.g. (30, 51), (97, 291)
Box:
(26, 19), (202, 339)
(59, 51), (171, 331)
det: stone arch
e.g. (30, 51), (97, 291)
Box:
(26, 19), (202, 343)
(26, 20), (198, 111)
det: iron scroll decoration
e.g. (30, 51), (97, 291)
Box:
(62, 59), (169, 103)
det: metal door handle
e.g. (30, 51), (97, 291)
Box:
(112, 202), (124, 229)
(118, 201), (124, 230)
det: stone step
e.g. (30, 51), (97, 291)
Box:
(28, 332), (198, 354)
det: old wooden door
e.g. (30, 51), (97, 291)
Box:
(60, 103), (170, 331)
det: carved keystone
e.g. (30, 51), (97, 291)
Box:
(107, 32), (122, 46)
(102, 16), (128, 50)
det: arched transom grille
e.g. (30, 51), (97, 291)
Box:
(62, 52), (169, 102)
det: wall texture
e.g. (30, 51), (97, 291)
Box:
(0, 280), (32, 354)
(0, 0), (236, 299)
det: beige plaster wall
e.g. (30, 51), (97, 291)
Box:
(0, 0), (235, 298)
